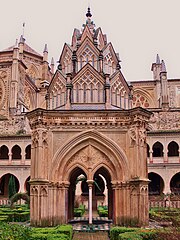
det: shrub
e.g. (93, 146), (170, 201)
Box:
(31, 225), (73, 240)
(8, 175), (17, 199)
(0, 222), (31, 240)
(10, 192), (30, 207)
(74, 205), (85, 217)
(97, 205), (108, 217)
(110, 227), (137, 240)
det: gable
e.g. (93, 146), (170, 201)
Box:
(80, 25), (93, 43)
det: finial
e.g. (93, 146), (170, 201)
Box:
(161, 60), (166, 72)
(51, 57), (54, 65)
(19, 35), (25, 43)
(43, 44), (48, 53)
(22, 22), (25, 37)
(15, 39), (18, 48)
(86, 7), (92, 18)
(156, 54), (160, 64)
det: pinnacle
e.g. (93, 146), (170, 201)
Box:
(43, 44), (48, 53)
(156, 54), (160, 64)
(161, 60), (166, 72)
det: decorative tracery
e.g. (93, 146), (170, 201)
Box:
(104, 53), (116, 75)
(78, 46), (97, 70)
(62, 51), (72, 74)
(111, 80), (128, 109)
(132, 93), (150, 108)
(49, 79), (66, 109)
(73, 71), (104, 103)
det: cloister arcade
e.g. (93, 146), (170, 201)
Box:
(0, 139), (31, 200)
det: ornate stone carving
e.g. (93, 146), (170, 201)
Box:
(129, 125), (146, 146)
(67, 145), (109, 169)
(0, 116), (31, 135)
(149, 111), (180, 130)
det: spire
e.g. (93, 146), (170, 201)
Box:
(156, 54), (160, 64)
(43, 44), (48, 53)
(161, 60), (166, 72)
(86, 7), (92, 18)
(50, 57), (55, 74)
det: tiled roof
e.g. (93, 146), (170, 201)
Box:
(2, 43), (42, 57)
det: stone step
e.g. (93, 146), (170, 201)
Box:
(73, 231), (109, 240)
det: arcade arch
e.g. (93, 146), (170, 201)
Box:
(12, 145), (21, 159)
(152, 142), (163, 157)
(148, 172), (164, 195)
(0, 173), (19, 198)
(168, 141), (179, 157)
(0, 145), (9, 159)
(170, 172), (180, 195)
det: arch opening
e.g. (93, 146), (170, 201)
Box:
(93, 166), (113, 219)
(68, 167), (87, 220)
(152, 142), (163, 157)
(25, 145), (31, 159)
(24, 176), (30, 196)
(12, 145), (21, 160)
(170, 172), (180, 195)
(168, 141), (179, 157)
(148, 172), (164, 195)
(0, 173), (20, 198)
(0, 145), (9, 159)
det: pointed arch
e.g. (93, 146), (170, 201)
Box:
(49, 130), (129, 182)
(132, 89), (155, 108)
(27, 64), (39, 80)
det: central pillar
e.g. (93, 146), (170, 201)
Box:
(87, 180), (94, 225)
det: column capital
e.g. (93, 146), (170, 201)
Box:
(87, 180), (94, 187)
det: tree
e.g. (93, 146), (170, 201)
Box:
(8, 175), (17, 199)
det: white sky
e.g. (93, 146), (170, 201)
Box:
(0, 0), (180, 81)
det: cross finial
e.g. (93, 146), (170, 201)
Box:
(86, 7), (92, 18)
(22, 22), (25, 37)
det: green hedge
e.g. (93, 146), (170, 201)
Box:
(110, 227), (158, 240)
(0, 223), (72, 240)
(31, 225), (73, 240)
(110, 227), (138, 240)
(118, 230), (158, 240)
(0, 222), (32, 240)
(0, 206), (30, 222)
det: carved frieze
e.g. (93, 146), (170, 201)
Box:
(0, 116), (31, 135)
(149, 111), (180, 130)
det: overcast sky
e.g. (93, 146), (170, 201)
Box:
(0, 0), (180, 81)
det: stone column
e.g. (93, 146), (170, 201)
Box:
(8, 153), (12, 165)
(87, 180), (93, 225)
(163, 148), (168, 163)
(149, 150), (153, 163)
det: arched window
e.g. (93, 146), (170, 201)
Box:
(168, 141), (179, 157)
(12, 145), (21, 159)
(152, 142), (163, 157)
(25, 145), (31, 159)
(0, 145), (9, 159)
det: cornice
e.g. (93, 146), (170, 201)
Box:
(26, 107), (152, 129)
